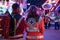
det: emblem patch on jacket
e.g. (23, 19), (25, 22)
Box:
(27, 18), (36, 26)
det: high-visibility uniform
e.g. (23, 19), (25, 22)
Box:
(10, 13), (27, 39)
(15, 17), (26, 39)
(0, 14), (10, 38)
(26, 17), (44, 40)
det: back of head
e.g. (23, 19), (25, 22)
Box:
(5, 9), (9, 13)
(12, 3), (19, 10)
(5, 9), (10, 15)
(26, 5), (39, 22)
(27, 5), (39, 18)
(29, 5), (37, 13)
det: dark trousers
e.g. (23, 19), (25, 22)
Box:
(45, 22), (50, 29)
(55, 22), (60, 30)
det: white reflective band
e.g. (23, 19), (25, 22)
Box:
(16, 17), (23, 29)
(0, 34), (2, 36)
(26, 35), (44, 39)
(26, 28), (39, 32)
(0, 19), (2, 21)
(0, 29), (3, 30)
(14, 34), (23, 37)
(10, 34), (23, 38)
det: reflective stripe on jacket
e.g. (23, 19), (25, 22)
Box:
(26, 19), (44, 40)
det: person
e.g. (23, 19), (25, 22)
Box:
(25, 5), (44, 40)
(0, 10), (10, 38)
(10, 3), (27, 39)
(55, 10), (60, 30)
(58, 10), (60, 30)
(44, 16), (49, 29)
(4, 9), (15, 38)
(5, 9), (10, 15)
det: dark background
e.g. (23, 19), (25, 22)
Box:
(27, 0), (46, 8)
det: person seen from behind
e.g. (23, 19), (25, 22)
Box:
(10, 3), (27, 39)
(25, 5), (44, 40)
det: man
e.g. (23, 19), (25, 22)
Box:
(10, 3), (27, 39)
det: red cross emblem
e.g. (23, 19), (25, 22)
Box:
(30, 20), (33, 24)
(28, 18), (36, 26)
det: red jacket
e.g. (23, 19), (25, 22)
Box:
(25, 18), (44, 40)
(0, 14), (10, 38)
(16, 18), (27, 36)
(10, 13), (27, 39)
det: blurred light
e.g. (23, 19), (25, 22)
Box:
(27, 3), (30, 5)
(52, 0), (55, 3)
(48, 0), (56, 3)
(53, 3), (56, 6)
(55, 5), (60, 11)
(49, 0), (51, 3)
(42, 3), (52, 10)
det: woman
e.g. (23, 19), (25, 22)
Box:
(25, 5), (44, 40)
